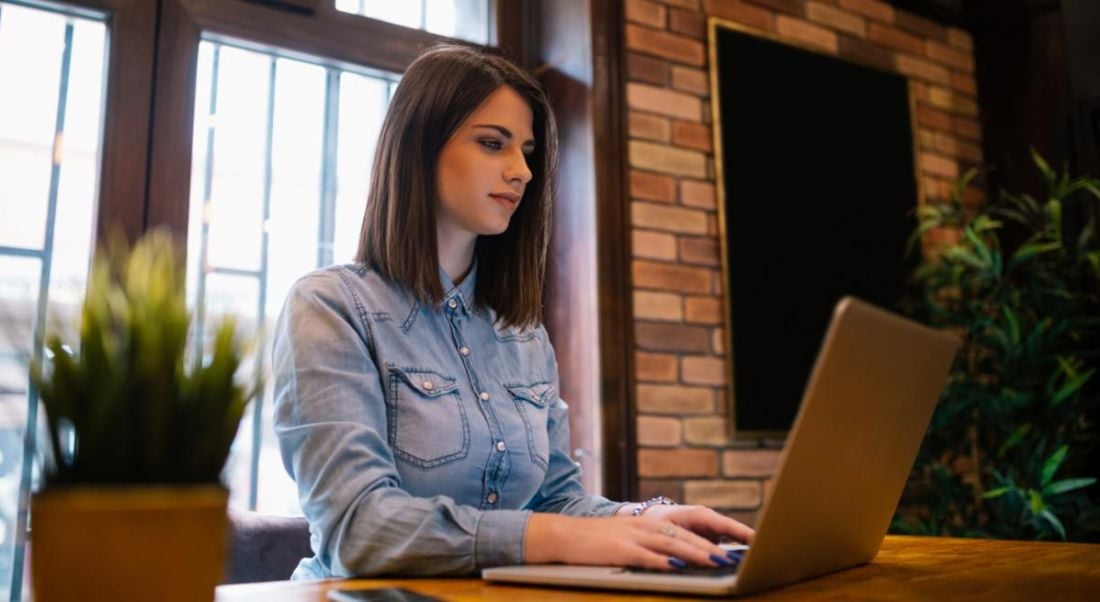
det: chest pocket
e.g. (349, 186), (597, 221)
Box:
(505, 381), (555, 471)
(386, 366), (470, 468)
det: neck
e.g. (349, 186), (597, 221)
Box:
(437, 224), (477, 286)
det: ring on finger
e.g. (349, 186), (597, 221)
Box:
(659, 523), (676, 538)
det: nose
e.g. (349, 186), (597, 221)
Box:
(505, 148), (533, 187)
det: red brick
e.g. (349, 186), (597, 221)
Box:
(637, 415), (684, 446)
(635, 321), (712, 354)
(896, 10), (947, 42)
(632, 201), (709, 234)
(919, 152), (958, 179)
(636, 351), (679, 382)
(657, 0), (700, 8)
(672, 121), (713, 152)
(896, 54), (951, 85)
(806, 2), (866, 38)
(639, 449), (719, 478)
(637, 383), (715, 413)
(682, 356), (728, 385)
(670, 65), (709, 96)
(634, 290), (684, 321)
(638, 479), (684, 503)
(744, 0), (804, 16)
(776, 15), (839, 53)
(953, 117), (980, 140)
(916, 105), (953, 132)
(947, 27), (973, 52)
(627, 0), (668, 28)
(867, 22), (922, 55)
(722, 449), (781, 477)
(951, 71), (977, 96)
(680, 179), (716, 209)
(633, 229), (678, 260)
(630, 141), (708, 177)
(633, 259), (712, 293)
(702, 0), (773, 33)
(957, 140), (982, 163)
(838, 35), (894, 72)
(627, 82), (703, 121)
(712, 327), (725, 354)
(627, 52), (669, 85)
(683, 416), (730, 445)
(925, 40), (974, 72)
(679, 236), (721, 266)
(626, 23), (706, 66)
(629, 111), (671, 142)
(684, 295), (722, 324)
(683, 479), (761, 508)
(669, 7), (705, 37)
(631, 170), (677, 202)
(839, 0), (893, 23)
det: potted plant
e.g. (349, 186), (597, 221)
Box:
(29, 230), (255, 601)
(894, 151), (1100, 541)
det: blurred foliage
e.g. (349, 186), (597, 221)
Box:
(893, 150), (1100, 541)
(30, 230), (257, 486)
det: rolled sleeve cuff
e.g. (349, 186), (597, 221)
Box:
(475, 509), (531, 568)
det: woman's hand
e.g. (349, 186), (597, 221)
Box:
(523, 512), (746, 571)
(640, 504), (755, 545)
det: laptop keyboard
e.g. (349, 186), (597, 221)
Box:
(624, 564), (740, 578)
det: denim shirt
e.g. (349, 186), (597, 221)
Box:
(272, 262), (625, 579)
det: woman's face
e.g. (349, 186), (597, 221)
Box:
(436, 85), (536, 239)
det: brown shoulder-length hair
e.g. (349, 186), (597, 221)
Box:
(356, 44), (558, 329)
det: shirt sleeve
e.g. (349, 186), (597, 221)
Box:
(272, 270), (529, 578)
(524, 328), (631, 518)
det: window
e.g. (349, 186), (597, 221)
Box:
(334, 0), (490, 44)
(0, 1), (107, 597)
(187, 40), (396, 514)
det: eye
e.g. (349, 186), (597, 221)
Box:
(478, 138), (503, 151)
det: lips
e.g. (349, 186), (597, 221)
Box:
(489, 192), (521, 208)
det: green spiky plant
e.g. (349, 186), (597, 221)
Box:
(892, 150), (1100, 541)
(30, 230), (255, 486)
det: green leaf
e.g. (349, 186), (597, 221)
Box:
(1039, 509), (1067, 541)
(997, 423), (1031, 458)
(1028, 489), (1046, 515)
(1031, 147), (1055, 185)
(1052, 368), (1095, 407)
(982, 486), (1013, 499)
(1043, 478), (1097, 496)
(1041, 445), (1069, 487)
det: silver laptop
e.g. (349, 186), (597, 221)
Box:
(483, 297), (960, 597)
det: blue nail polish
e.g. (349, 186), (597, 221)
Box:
(668, 557), (686, 570)
(726, 550), (743, 562)
(709, 553), (732, 566)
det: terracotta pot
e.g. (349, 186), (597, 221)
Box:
(30, 485), (228, 602)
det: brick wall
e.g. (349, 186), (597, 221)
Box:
(623, 0), (983, 524)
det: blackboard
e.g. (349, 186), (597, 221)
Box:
(708, 20), (920, 437)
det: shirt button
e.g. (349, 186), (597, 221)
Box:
(479, 391), (490, 401)
(495, 441), (506, 452)
(422, 381), (433, 391)
(486, 491), (498, 504)
(460, 346), (470, 356)
(448, 299), (458, 309)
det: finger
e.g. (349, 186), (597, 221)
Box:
(638, 527), (726, 568)
(628, 547), (683, 572)
(649, 519), (734, 560)
(679, 510), (755, 544)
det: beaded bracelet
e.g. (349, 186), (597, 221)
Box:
(630, 495), (676, 516)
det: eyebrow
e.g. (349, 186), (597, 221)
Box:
(473, 124), (536, 148)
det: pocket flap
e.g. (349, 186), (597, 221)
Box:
(505, 382), (555, 407)
(389, 367), (459, 398)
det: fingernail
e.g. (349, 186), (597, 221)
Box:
(709, 553), (732, 566)
(726, 550), (743, 562)
(668, 557), (686, 570)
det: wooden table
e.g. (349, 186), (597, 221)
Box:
(216, 535), (1100, 601)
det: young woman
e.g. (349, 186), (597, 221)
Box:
(272, 44), (753, 579)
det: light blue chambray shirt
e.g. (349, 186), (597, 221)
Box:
(272, 262), (626, 579)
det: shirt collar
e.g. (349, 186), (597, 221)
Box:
(439, 259), (477, 315)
